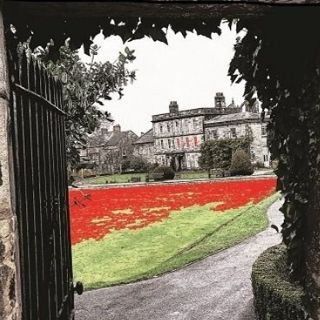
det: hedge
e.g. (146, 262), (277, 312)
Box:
(252, 244), (310, 320)
(151, 166), (175, 181)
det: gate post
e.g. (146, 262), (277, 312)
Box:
(0, 2), (21, 320)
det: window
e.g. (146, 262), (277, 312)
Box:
(176, 138), (180, 148)
(175, 121), (179, 128)
(168, 139), (171, 149)
(193, 119), (197, 129)
(194, 136), (198, 146)
(210, 130), (218, 139)
(167, 123), (170, 132)
(186, 137), (190, 148)
(160, 140), (164, 149)
(160, 125), (163, 133)
(230, 128), (237, 138)
(261, 125), (267, 137)
(264, 154), (269, 162)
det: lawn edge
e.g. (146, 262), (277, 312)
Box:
(83, 192), (280, 291)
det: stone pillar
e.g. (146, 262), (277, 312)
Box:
(0, 4), (21, 320)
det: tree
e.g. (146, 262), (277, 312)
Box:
(229, 149), (254, 176)
(25, 40), (136, 167)
(199, 138), (251, 171)
(122, 156), (151, 173)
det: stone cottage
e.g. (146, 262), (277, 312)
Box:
(79, 124), (138, 175)
(132, 129), (155, 164)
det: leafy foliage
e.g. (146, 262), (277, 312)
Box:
(121, 156), (151, 173)
(198, 137), (251, 171)
(228, 11), (320, 314)
(252, 245), (309, 320)
(8, 17), (222, 60)
(31, 42), (136, 167)
(229, 149), (253, 176)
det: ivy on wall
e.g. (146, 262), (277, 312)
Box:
(228, 10), (320, 316)
(198, 137), (251, 170)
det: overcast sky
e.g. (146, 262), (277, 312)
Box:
(80, 21), (246, 135)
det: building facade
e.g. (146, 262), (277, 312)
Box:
(132, 129), (155, 164)
(133, 92), (270, 170)
(204, 112), (270, 167)
(79, 123), (138, 175)
(151, 93), (241, 170)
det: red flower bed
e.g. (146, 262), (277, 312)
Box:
(69, 178), (276, 245)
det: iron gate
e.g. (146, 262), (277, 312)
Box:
(8, 49), (75, 319)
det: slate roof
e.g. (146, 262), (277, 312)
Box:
(204, 112), (261, 125)
(105, 131), (138, 147)
(152, 107), (242, 122)
(87, 130), (138, 148)
(133, 129), (154, 144)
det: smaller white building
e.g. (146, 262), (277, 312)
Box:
(204, 112), (270, 167)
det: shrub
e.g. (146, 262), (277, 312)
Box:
(252, 245), (309, 319)
(121, 156), (151, 173)
(271, 159), (278, 170)
(151, 166), (175, 181)
(199, 138), (251, 171)
(255, 161), (265, 169)
(230, 149), (254, 176)
(130, 156), (150, 172)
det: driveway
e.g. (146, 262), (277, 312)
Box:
(75, 199), (283, 320)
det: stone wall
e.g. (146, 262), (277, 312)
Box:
(153, 115), (204, 138)
(153, 114), (205, 169)
(133, 143), (155, 164)
(0, 8), (20, 319)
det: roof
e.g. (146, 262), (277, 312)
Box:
(204, 112), (262, 125)
(152, 107), (241, 122)
(133, 129), (154, 144)
(87, 130), (138, 148)
(105, 131), (138, 147)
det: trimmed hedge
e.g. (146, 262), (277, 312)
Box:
(151, 166), (175, 181)
(252, 244), (310, 320)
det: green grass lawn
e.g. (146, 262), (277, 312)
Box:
(83, 173), (146, 184)
(178, 170), (209, 180)
(82, 170), (209, 185)
(72, 193), (279, 290)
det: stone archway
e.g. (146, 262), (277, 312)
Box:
(2, 1), (320, 319)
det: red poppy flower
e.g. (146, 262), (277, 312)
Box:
(69, 178), (276, 245)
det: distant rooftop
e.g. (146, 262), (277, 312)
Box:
(204, 111), (264, 126)
(152, 107), (241, 122)
(133, 129), (154, 144)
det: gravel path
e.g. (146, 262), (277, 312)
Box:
(75, 199), (283, 320)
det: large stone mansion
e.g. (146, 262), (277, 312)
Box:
(134, 92), (270, 170)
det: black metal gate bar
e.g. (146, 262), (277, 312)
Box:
(8, 49), (75, 320)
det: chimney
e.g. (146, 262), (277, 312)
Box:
(215, 92), (226, 108)
(113, 124), (121, 132)
(169, 101), (179, 114)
